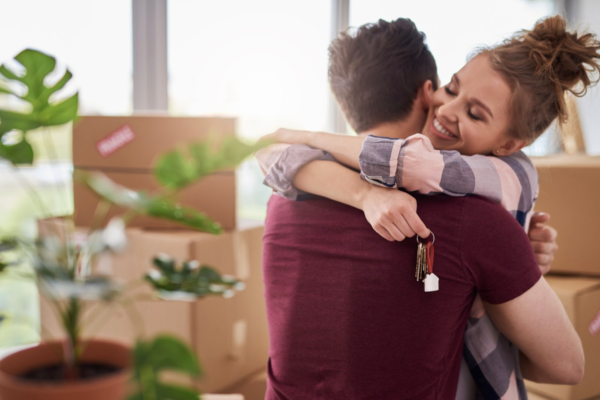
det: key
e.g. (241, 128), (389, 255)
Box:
(415, 242), (423, 281)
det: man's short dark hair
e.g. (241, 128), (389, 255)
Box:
(329, 18), (438, 133)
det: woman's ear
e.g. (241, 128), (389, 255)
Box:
(494, 138), (528, 156)
(419, 80), (434, 111)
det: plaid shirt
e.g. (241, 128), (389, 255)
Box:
(257, 134), (539, 400)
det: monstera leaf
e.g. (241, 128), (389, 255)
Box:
(129, 335), (201, 400)
(145, 255), (244, 300)
(0, 49), (78, 164)
(154, 136), (272, 190)
(74, 170), (221, 233)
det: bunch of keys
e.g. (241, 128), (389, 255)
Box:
(415, 232), (439, 292)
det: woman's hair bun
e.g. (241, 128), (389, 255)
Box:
(481, 15), (600, 143)
(526, 15), (600, 97)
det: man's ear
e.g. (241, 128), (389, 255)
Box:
(494, 138), (528, 156)
(418, 80), (434, 111)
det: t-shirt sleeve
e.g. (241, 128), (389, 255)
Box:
(460, 196), (542, 304)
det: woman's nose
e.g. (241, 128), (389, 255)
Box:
(437, 99), (459, 124)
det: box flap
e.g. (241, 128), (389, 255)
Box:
(532, 155), (600, 168)
(546, 275), (600, 296)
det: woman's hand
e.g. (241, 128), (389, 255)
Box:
(261, 128), (314, 146)
(359, 186), (430, 241)
(528, 212), (558, 275)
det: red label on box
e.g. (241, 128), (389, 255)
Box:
(96, 125), (135, 157)
(589, 308), (600, 336)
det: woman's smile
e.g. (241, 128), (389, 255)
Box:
(430, 116), (458, 140)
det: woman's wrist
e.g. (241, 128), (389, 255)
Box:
(306, 131), (322, 148)
(353, 181), (374, 210)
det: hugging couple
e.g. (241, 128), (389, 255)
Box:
(257, 15), (599, 400)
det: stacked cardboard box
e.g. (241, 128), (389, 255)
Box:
(525, 156), (600, 400)
(72, 116), (237, 229)
(40, 116), (269, 394)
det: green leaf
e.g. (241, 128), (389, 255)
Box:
(0, 238), (18, 252)
(153, 150), (197, 189)
(0, 138), (33, 164)
(39, 93), (78, 126)
(146, 198), (221, 234)
(0, 49), (78, 163)
(0, 86), (15, 96)
(154, 136), (272, 190)
(146, 336), (201, 376)
(0, 65), (21, 81)
(74, 170), (144, 210)
(0, 110), (41, 132)
(145, 258), (242, 299)
(130, 336), (202, 400)
(38, 69), (72, 104)
(75, 170), (222, 233)
(157, 384), (200, 400)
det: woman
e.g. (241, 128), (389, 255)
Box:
(260, 15), (597, 398)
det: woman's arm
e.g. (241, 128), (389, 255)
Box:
(293, 160), (430, 240)
(263, 128), (364, 170)
(486, 277), (584, 384)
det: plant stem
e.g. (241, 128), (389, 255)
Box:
(42, 128), (71, 216)
(88, 199), (111, 234)
(12, 165), (51, 219)
(61, 297), (81, 380)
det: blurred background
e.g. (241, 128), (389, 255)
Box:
(0, 0), (598, 383)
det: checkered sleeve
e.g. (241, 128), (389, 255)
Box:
(359, 134), (539, 230)
(257, 144), (335, 201)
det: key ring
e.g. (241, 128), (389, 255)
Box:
(416, 231), (435, 245)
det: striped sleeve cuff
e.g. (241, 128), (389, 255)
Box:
(263, 144), (334, 201)
(358, 135), (405, 189)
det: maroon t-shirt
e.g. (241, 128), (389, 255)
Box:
(263, 194), (541, 400)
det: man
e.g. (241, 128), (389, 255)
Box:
(260, 19), (572, 399)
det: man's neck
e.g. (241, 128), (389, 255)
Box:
(358, 111), (425, 140)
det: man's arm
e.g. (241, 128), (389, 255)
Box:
(485, 277), (583, 384)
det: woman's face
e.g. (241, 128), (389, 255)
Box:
(421, 55), (514, 156)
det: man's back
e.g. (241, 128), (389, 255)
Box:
(263, 194), (540, 400)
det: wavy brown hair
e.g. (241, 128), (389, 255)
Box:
(478, 15), (600, 143)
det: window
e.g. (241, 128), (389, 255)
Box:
(0, 0), (133, 116)
(0, 0), (132, 348)
(168, 0), (332, 219)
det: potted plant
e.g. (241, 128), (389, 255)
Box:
(0, 49), (268, 400)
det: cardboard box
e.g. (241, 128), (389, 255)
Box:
(39, 224), (269, 393)
(533, 155), (600, 276)
(73, 116), (237, 230)
(526, 275), (600, 400)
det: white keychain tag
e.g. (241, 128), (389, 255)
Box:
(424, 273), (439, 292)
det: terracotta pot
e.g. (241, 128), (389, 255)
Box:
(0, 339), (131, 400)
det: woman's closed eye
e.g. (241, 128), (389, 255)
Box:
(445, 85), (482, 121)
(444, 85), (455, 96)
(468, 110), (481, 121)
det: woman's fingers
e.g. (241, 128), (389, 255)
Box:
(380, 218), (406, 242)
(372, 223), (396, 242)
(402, 209), (430, 239)
(532, 240), (558, 255)
(529, 224), (557, 242)
(386, 211), (415, 238)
